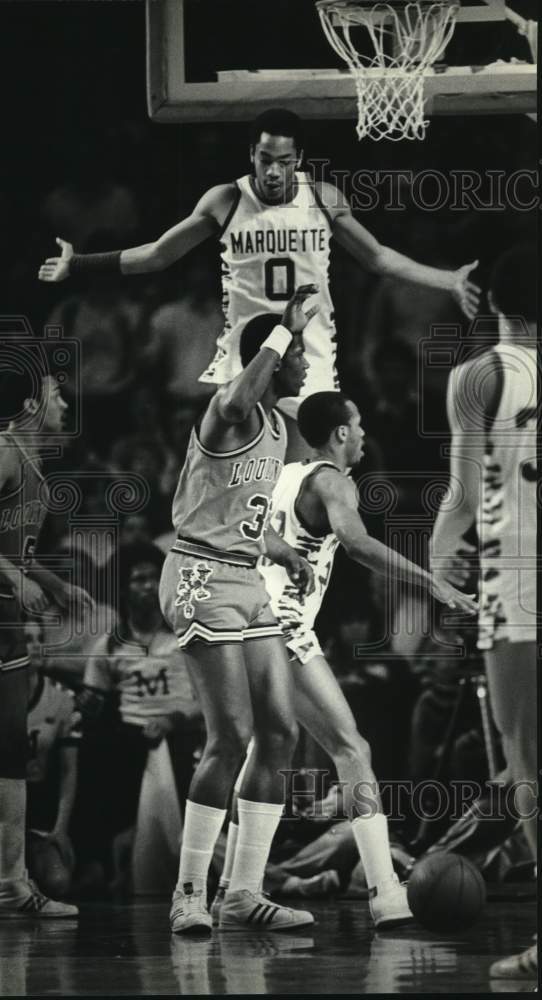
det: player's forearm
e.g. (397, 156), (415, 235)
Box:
(53, 752), (77, 833)
(375, 246), (455, 292)
(263, 526), (292, 567)
(119, 243), (164, 274)
(26, 563), (65, 599)
(348, 533), (432, 588)
(0, 553), (21, 589)
(72, 213), (214, 277)
(219, 340), (287, 422)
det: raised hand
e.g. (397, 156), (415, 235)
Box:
(452, 260), (481, 320)
(38, 238), (73, 282)
(281, 284), (320, 334)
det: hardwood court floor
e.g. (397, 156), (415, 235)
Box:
(0, 892), (537, 995)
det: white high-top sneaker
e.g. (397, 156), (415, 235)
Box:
(170, 882), (212, 934)
(219, 889), (314, 932)
(0, 877), (78, 919)
(490, 943), (538, 980)
(369, 874), (413, 929)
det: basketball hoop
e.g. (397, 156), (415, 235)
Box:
(316, 1), (461, 140)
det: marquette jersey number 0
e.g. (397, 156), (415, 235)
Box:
(201, 172), (339, 406)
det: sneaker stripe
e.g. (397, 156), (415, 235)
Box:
(247, 903), (265, 923)
(262, 906), (280, 924)
(20, 894), (46, 912)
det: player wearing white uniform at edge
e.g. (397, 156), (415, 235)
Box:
(431, 244), (537, 981)
(39, 108), (481, 460)
(212, 391), (477, 930)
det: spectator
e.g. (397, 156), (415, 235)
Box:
(77, 542), (203, 893)
(362, 339), (444, 517)
(158, 401), (201, 502)
(45, 234), (145, 456)
(144, 257), (222, 406)
(25, 622), (80, 900)
(108, 434), (171, 536)
(41, 543), (116, 689)
(41, 147), (141, 249)
(119, 513), (153, 548)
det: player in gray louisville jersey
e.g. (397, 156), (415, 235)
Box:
(212, 391), (477, 931)
(0, 344), (93, 920)
(160, 286), (330, 936)
(39, 108), (480, 460)
(431, 244), (537, 981)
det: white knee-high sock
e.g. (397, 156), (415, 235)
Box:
(176, 800), (226, 893)
(0, 779), (26, 888)
(228, 799), (283, 895)
(218, 822), (239, 891)
(351, 812), (396, 891)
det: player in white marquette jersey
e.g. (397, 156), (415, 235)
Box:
(212, 391), (477, 930)
(39, 108), (480, 459)
(158, 287), (323, 935)
(431, 245), (537, 982)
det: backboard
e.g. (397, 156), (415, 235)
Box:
(146, 0), (537, 123)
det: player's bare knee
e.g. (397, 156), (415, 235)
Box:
(206, 720), (252, 763)
(256, 717), (299, 755)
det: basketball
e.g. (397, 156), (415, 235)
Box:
(407, 853), (486, 933)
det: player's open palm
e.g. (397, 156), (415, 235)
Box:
(38, 238), (73, 282)
(281, 284), (320, 334)
(430, 574), (478, 615)
(452, 260), (481, 319)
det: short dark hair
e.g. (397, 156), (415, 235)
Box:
(298, 392), (352, 447)
(239, 313), (283, 368)
(489, 244), (537, 321)
(0, 340), (51, 425)
(104, 541), (165, 624)
(250, 109), (304, 151)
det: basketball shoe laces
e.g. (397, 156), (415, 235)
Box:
(172, 883), (207, 918)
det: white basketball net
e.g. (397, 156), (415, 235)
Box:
(316, 1), (460, 141)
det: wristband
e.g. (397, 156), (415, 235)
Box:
(259, 325), (293, 359)
(69, 250), (122, 275)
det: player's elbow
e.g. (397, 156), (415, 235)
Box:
(342, 538), (363, 562)
(335, 527), (358, 560)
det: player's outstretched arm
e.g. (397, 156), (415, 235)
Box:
(38, 184), (235, 281)
(319, 182), (481, 319)
(317, 469), (477, 613)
